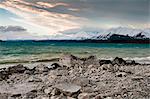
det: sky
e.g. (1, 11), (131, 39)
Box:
(0, 0), (149, 40)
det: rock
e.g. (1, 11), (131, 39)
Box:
(54, 83), (81, 96)
(104, 97), (113, 99)
(99, 60), (112, 66)
(0, 70), (10, 81)
(23, 90), (37, 99)
(83, 55), (99, 66)
(51, 63), (61, 69)
(101, 64), (114, 71)
(44, 87), (53, 95)
(51, 88), (61, 96)
(112, 57), (126, 65)
(126, 60), (139, 65)
(24, 69), (34, 75)
(28, 76), (42, 82)
(59, 54), (73, 67)
(60, 54), (98, 68)
(72, 77), (90, 87)
(78, 93), (90, 99)
(33, 64), (49, 74)
(7, 64), (27, 74)
(35, 96), (49, 99)
(116, 72), (127, 77)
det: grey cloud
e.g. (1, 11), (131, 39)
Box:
(28, 0), (149, 25)
(0, 26), (27, 32)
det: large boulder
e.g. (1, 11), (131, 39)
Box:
(54, 83), (81, 97)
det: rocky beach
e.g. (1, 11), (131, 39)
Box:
(0, 54), (150, 99)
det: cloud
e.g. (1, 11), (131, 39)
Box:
(0, 25), (26, 32)
(0, 0), (149, 40)
(0, 0), (83, 34)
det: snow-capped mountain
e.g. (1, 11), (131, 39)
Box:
(92, 27), (150, 40)
(50, 27), (150, 40)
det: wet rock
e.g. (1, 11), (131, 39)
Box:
(112, 57), (126, 66)
(33, 64), (49, 74)
(51, 63), (61, 70)
(7, 64), (27, 74)
(99, 60), (112, 66)
(54, 83), (81, 96)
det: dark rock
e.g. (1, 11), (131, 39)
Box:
(112, 57), (126, 65)
(126, 60), (139, 65)
(51, 88), (61, 96)
(0, 70), (10, 81)
(51, 63), (61, 69)
(24, 90), (37, 99)
(7, 64), (27, 74)
(11, 94), (21, 98)
(99, 60), (112, 65)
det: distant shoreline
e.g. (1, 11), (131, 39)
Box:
(1, 39), (150, 44)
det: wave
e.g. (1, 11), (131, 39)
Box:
(124, 56), (150, 64)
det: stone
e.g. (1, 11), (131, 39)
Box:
(33, 64), (49, 74)
(44, 87), (53, 95)
(112, 57), (126, 65)
(116, 72), (127, 77)
(78, 93), (90, 99)
(72, 77), (90, 87)
(28, 76), (42, 82)
(54, 83), (81, 96)
(51, 63), (61, 69)
(99, 60), (112, 66)
(7, 64), (27, 74)
(126, 60), (139, 65)
(0, 70), (10, 81)
(51, 88), (61, 96)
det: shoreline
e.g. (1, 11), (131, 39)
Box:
(0, 54), (150, 99)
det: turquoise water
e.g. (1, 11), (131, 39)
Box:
(0, 41), (150, 64)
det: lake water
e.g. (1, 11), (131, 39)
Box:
(0, 41), (150, 64)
